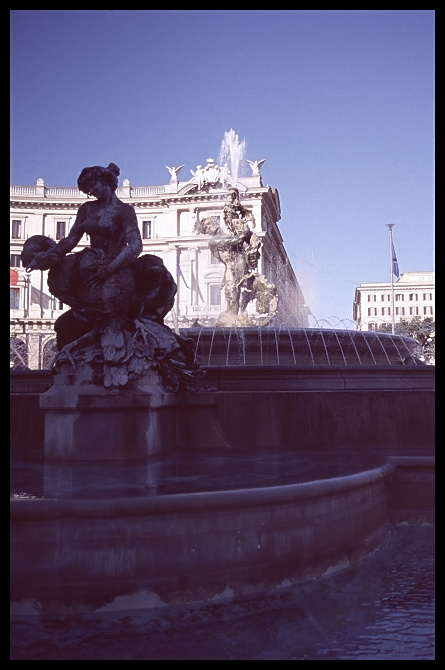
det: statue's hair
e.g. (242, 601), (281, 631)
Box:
(77, 163), (120, 193)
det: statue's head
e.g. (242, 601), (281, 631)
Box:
(226, 187), (240, 202)
(77, 163), (120, 194)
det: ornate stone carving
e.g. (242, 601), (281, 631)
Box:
(189, 158), (230, 191)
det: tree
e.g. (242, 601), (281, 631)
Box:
(378, 317), (435, 365)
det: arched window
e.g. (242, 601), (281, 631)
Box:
(42, 338), (58, 369)
(10, 337), (28, 369)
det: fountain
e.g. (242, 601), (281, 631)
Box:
(218, 128), (247, 186)
(186, 324), (424, 368)
(10, 151), (434, 619)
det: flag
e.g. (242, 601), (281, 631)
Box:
(191, 266), (205, 302)
(391, 239), (400, 278)
(176, 257), (189, 288)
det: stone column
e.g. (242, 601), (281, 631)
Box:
(192, 247), (199, 306)
(189, 255), (195, 306)
(26, 332), (41, 370)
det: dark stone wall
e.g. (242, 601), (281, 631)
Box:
(10, 369), (435, 457)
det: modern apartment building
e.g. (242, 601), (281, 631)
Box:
(10, 166), (309, 369)
(353, 271), (435, 331)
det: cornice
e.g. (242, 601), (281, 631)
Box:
(11, 187), (269, 211)
(357, 283), (435, 291)
(10, 317), (56, 331)
(11, 200), (83, 211)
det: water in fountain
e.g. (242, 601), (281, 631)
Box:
(218, 129), (247, 187)
(183, 325), (423, 367)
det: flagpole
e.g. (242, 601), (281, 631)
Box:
(386, 224), (396, 334)
(174, 246), (181, 334)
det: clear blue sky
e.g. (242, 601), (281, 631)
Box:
(10, 10), (435, 326)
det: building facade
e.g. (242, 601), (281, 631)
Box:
(353, 271), (435, 331)
(10, 168), (309, 369)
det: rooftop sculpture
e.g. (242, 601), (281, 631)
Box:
(21, 163), (201, 390)
(165, 165), (184, 182)
(189, 158), (230, 191)
(247, 159), (266, 176)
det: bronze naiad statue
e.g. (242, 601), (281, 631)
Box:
(21, 163), (203, 390)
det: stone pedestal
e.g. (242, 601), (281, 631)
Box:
(40, 364), (179, 461)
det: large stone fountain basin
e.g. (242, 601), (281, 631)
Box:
(11, 463), (392, 616)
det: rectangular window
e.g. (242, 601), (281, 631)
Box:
(50, 296), (64, 311)
(423, 306), (433, 315)
(395, 307), (405, 316)
(395, 294), (404, 301)
(409, 293), (418, 301)
(10, 288), (20, 309)
(382, 307), (391, 316)
(56, 221), (66, 240)
(409, 306), (419, 316)
(142, 221), (152, 239)
(10, 254), (21, 268)
(367, 307), (377, 316)
(210, 249), (220, 265)
(11, 220), (22, 238)
(380, 294), (386, 301)
(423, 293), (432, 301)
(209, 284), (221, 306)
(367, 295), (376, 302)
(367, 323), (377, 331)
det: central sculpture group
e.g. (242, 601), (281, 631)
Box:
(21, 163), (277, 389)
(196, 187), (277, 327)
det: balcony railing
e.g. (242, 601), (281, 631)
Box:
(119, 186), (165, 196)
(10, 186), (38, 195)
(11, 184), (166, 198)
